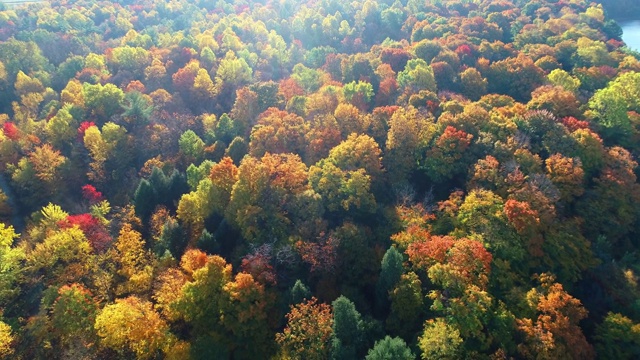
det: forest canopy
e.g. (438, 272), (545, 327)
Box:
(1, 0), (640, 359)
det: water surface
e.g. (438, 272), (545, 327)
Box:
(619, 20), (640, 51)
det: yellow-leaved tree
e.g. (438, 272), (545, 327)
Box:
(94, 296), (180, 359)
(0, 320), (14, 358)
(114, 224), (153, 296)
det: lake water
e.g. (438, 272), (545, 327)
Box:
(619, 20), (640, 51)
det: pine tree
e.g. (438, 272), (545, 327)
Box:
(290, 279), (311, 305)
(365, 336), (414, 360)
(376, 246), (404, 312)
(331, 296), (365, 359)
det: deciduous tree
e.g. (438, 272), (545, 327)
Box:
(95, 296), (174, 359)
(226, 153), (317, 244)
(516, 274), (594, 360)
(276, 298), (333, 360)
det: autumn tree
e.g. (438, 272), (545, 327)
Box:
(249, 108), (309, 158)
(29, 144), (67, 185)
(576, 146), (640, 255)
(587, 71), (640, 146)
(107, 46), (151, 76)
(113, 224), (153, 296)
(58, 213), (112, 253)
(276, 298), (333, 360)
(27, 226), (91, 286)
(0, 319), (13, 359)
(595, 312), (640, 359)
(154, 254), (238, 357)
(291, 63), (323, 93)
(193, 68), (217, 105)
(397, 59), (437, 96)
(0, 223), (24, 307)
(304, 113), (343, 164)
(229, 88), (259, 136)
(544, 154), (585, 202)
(9, 143), (68, 207)
(548, 69), (581, 92)
(45, 105), (77, 148)
(214, 51), (253, 110)
(50, 283), (98, 348)
(460, 67), (488, 101)
(221, 273), (274, 358)
(486, 54), (545, 102)
(12, 70), (46, 123)
(172, 60), (203, 102)
(384, 106), (435, 183)
(82, 122), (130, 184)
(82, 83), (124, 123)
(343, 81), (375, 111)
(420, 126), (474, 183)
(95, 296), (175, 359)
(240, 247), (277, 286)
(60, 79), (85, 107)
(419, 318), (463, 360)
(387, 272), (423, 340)
(309, 161), (375, 216)
(177, 157), (238, 240)
(325, 133), (383, 180)
(517, 274), (594, 360)
(406, 231), (500, 349)
(528, 85), (581, 119)
(456, 189), (529, 279)
(226, 153), (320, 244)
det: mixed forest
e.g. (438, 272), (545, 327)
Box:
(1, 0), (640, 358)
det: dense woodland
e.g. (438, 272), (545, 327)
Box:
(1, 0), (640, 358)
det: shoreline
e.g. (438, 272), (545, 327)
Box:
(614, 18), (640, 51)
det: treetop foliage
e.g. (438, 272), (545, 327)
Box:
(0, 0), (640, 358)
